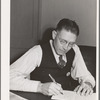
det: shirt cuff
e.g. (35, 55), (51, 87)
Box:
(25, 81), (41, 92)
(79, 77), (95, 88)
(84, 81), (94, 89)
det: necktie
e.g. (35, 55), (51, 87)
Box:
(58, 55), (66, 68)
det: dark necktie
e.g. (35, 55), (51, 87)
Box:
(58, 55), (66, 68)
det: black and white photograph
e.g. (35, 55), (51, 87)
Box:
(1, 0), (99, 100)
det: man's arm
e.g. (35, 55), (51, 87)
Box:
(10, 45), (42, 92)
(10, 45), (63, 96)
(72, 44), (95, 96)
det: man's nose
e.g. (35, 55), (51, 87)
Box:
(63, 43), (69, 50)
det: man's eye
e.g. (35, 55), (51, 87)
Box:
(60, 40), (66, 44)
(69, 43), (74, 46)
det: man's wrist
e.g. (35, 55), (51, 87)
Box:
(37, 82), (43, 93)
(84, 81), (93, 89)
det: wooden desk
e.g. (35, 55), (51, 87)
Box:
(10, 90), (51, 100)
(10, 90), (96, 100)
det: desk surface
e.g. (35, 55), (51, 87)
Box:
(10, 90), (51, 100)
(10, 90), (96, 100)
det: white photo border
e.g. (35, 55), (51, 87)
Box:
(1, 0), (99, 100)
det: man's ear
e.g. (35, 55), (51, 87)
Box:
(52, 30), (57, 40)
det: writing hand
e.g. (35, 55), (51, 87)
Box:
(37, 82), (63, 96)
(74, 82), (93, 96)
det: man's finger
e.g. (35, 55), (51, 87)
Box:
(57, 83), (61, 87)
(76, 85), (83, 94)
(49, 83), (63, 95)
(74, 85), (80, 92)
(89, 89), (93, 95)
(81, 88), (87, 96)
(85, 89), (91, 96)
(48, 88), (59, 96)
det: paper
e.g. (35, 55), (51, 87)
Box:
(51, 90), (96, 100)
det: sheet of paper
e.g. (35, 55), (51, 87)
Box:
(10, 92), (28, 100)
(51, 90), (96, 100)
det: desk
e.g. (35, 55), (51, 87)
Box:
(10, 90), (51, 100)
(10, 90), (96, 100)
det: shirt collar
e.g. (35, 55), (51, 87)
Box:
(49, 40), (67, 63)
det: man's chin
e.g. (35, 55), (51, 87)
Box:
(56, 52), (63, 56)
(59, 52), (66, 56)
(57, 50), (68, 55)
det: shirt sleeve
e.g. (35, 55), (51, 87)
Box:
(10, 45), (42, 92)
(71, 44), (95, 88)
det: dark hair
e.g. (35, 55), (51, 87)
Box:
(56, 18), (79, 36)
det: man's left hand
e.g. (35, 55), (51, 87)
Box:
(74, 82), (93, 96)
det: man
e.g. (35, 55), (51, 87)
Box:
(10, 18), (95, 96)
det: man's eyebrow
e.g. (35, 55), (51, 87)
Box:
(64, 40), (75, 44)
(69, 42), (75, 44)
(59, 37), (75, 44)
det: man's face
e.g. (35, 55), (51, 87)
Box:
(53, 29), (77, 56)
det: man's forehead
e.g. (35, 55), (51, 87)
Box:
(57, 29), (76, 37)
(57, 30), (77, 42)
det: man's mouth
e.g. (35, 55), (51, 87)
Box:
(59, 49), (67, 54)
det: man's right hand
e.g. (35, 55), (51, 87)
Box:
(37, 82), (63, 96)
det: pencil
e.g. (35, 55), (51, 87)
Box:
(49, 74), (63, 94)
(49, 74), (57, 83)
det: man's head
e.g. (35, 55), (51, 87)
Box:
(52, 18), (79, 55)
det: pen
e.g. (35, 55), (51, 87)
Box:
(49, 74), (63, 94)
(49, 74), (57, 84)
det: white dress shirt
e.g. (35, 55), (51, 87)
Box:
(10, 40), (95, 92)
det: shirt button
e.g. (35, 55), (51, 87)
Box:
(66, 72), (70, 76)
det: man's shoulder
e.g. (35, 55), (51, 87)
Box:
(27, 45), (42, 54)
(72, 44), (80, 52)
(31, 44), (41, 49)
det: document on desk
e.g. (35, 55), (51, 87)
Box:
(10, 92), (28, 100)
(51, 90), (96, 100)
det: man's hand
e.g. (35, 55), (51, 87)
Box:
(74, 82), (93, 96)
(37, 82), (63, 96)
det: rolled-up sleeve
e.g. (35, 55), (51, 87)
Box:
(10, 45), (42, 92)
(71, 44), (95, 88)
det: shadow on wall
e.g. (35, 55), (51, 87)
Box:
(39, 27), (55, 44)
(10, 27), (54, 64)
